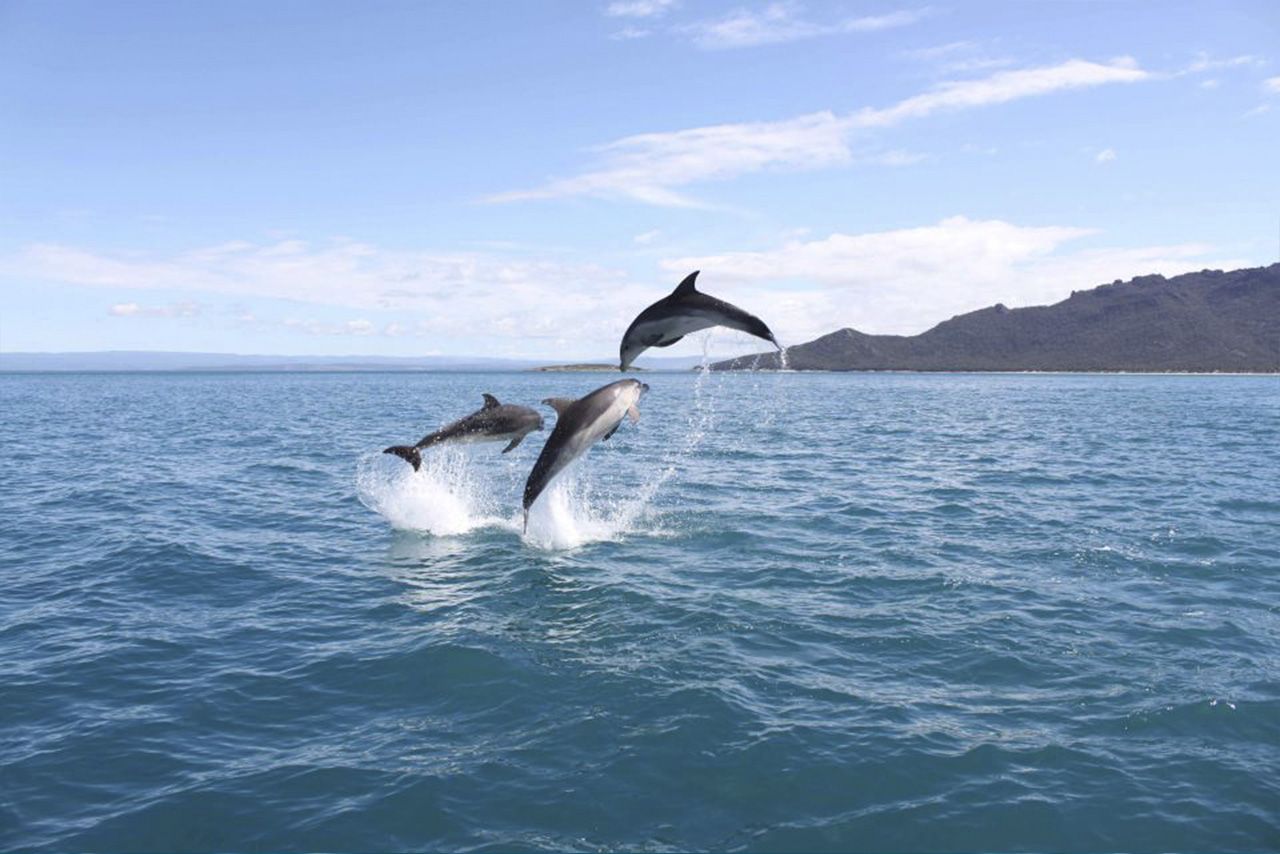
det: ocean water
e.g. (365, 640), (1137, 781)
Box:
(2, 369), (1279, 852)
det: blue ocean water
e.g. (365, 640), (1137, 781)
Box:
(2, 370), (1279, 852)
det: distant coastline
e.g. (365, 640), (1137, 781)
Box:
(711, 263), (1280, 374)
(527, 364), (635, 372)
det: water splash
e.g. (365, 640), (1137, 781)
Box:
(522, 343), (725, 551)
(355, 448), (507, 536)
(521, 471), (650, 550)
(359, 336), (782, 548)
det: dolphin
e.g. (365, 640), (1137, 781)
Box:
(383, 393), (544, 471)
(618, 270), (780, 371)
(522, 379), (649, 531)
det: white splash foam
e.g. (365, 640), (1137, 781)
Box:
(355, 448), (506, 536)
(521, 469), (665, 551)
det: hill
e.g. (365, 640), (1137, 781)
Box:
(710, 263), (1280, 373)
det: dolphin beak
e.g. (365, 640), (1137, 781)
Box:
(640, 382), (650, 394)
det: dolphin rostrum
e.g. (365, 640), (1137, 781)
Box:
(383, 393), (544, 471)
(522, 379), (649, 531)
(618, 271), (780, 371)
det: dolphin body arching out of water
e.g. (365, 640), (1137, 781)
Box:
(522, 379), (649, 531)
(383, 393), (544, 471)
(618, 271), (781, 371)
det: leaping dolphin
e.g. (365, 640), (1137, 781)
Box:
(618, 271), (780, 371)
(383, 393), (544, 471)
(522, 379), (649, 531)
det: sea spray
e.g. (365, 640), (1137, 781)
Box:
(355, 447), (506, 536)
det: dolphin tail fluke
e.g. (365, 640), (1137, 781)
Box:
(383, 445), (422, 472)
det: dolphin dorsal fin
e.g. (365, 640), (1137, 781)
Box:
(541, 397), (576, 417)
(481, 393), (500, 409)
(671, 271), (699, 298)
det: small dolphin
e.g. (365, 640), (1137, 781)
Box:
(383, 393), (544, 471)
(522, 379), (649, 531)
(619, 270), (780, 371)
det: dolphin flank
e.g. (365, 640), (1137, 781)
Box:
(522, 379), (649, 531)
(383, 393), (544, 471)
(618, 271), (780, 371)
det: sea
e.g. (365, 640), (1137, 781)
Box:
(2, 369), (1278, 852)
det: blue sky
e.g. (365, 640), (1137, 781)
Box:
(2, 0), (1277, 359)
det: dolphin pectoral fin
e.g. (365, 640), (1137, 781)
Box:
(542, 397), (576, 417)
(671, 270), (699, 298)
(603, 424), (620, 441)
(627, 405), (640, 424)
(501, 436), (524, 454)
(383, 445), (423, 472)
(482, 393), (500, 409)
(652, 335), (684, 348)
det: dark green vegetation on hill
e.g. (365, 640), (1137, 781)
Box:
(711, 263), (1280, 373)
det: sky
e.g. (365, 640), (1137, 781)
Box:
(1, 0), (1278, 360)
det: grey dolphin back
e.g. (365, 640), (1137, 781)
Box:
(482, 393), (500, 409)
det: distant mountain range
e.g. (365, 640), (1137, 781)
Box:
(0, 350), (709, 373)
(711, 263), (1280, 373)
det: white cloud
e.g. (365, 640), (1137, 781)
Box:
(868, 149), (932, 166)
(634, 229), (662, 245)
(605, 0), (677, 18)
(658, 216), (1248, 340)
(486, 58), (1151, 206)
(899, 40), (1014, 75)
(1183, 53), (1265, 75)
(11, 219), (1251, 356)
(609, 26), (651, 40)
(107, 300), (201, 318)
(1264, 76), (1280, 94)
(681, 3), (926, 50)
(850, 58), (1148, 128)
(1095, 148), (1117, 163)
(6, 239), (660, 358)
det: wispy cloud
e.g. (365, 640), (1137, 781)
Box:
(605, 0), (678, 18)
(1095, 148), (1117, 164)
(899, 39), (1014, 74)
(609, 26), (651, 40)
(486, 58), (1151, 206)
(1181, 52), (1266, 75)
(1264, 76), (1280, 94)
(681, 2), (927, 50)
(850, 57), (1148, 127)
(107, 300), (201, 318)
